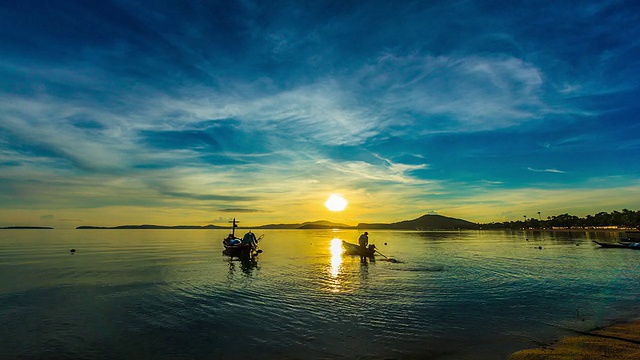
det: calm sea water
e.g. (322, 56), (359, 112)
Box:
(1, 229), (639, 359)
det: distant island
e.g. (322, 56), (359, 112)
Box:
(0, 226), (54, 229)
(358, 214), (476, 230)
(77, 224), (227, 230)
(257, 215), (477, 230)
(76, 214), (478, 230)
(256, 220), (355, 229)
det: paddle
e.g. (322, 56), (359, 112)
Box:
(374, 249), (388, 258)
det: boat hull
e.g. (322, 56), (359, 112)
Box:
(593, 240), (640, 249)
(222, 243), (257, 258)
(342, 240), (376, 257)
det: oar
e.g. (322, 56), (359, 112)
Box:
(374, 249), (388, 258)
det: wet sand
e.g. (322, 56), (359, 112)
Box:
(510, 320), (640, 360)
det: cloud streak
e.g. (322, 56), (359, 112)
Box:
(527, 168), (567, 174)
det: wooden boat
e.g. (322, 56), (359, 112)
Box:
(593, 240), (640, 249)
(222, 218), (263, 258)
(342, 240), (376, 257)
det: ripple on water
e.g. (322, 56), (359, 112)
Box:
(3, 229), (640, 360)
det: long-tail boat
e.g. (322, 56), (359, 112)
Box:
(342, 240), (376, 257)
(222, 218), (263, 258)
(593, 240), (640, 249)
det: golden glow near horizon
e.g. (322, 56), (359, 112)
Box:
(325, 194), (348, 212)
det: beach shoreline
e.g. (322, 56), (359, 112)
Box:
(509, 319), (640, 359)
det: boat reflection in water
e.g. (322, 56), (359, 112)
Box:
(227, 256), (259, 277)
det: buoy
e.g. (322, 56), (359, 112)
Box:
(384, 242), (387, 245)
(538, 246), (542, 250)
(70, 249), (76, 254)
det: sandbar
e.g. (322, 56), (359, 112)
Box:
(510, 320), (640, 360)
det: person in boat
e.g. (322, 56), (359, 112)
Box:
(358, 232), (369, 249)
(242, 231), (257, 247)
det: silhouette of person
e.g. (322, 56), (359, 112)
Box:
(358, 232), (369, 249)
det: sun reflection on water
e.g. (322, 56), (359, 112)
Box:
(329, 238), (343, 278)
(323, 238), (346, 293)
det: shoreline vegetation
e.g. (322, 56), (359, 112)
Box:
(483, 209), (640, 230)
(2, 210), (639, 230)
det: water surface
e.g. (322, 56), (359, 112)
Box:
(1, 229), (639, 359)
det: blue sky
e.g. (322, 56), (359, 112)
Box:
(1, 0), (640, 227)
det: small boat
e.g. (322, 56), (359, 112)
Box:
(593, 240), (640, 249)
(342, 240), (376, 257)
(222, 218), (263, 258)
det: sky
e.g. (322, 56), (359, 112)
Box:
(1, 0), (640, 228)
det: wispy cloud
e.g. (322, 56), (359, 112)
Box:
(219, 208), (264, 213)
(1, 0), (640, 226)
(527, 167), (567, 174)
(354, 53), (550, 133)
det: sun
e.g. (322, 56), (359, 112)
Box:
(325, 194), (348, 211)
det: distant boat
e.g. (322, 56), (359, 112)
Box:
(222, 218), (263, 258)
(341, 240), (376, 257)
(593, 240), (640, 249)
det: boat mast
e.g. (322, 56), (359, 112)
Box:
(231, 218), (237, 237)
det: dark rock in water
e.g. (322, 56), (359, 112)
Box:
(538, 246), (542, 250)
(70, 249), (76, 253)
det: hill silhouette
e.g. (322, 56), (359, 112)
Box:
(77, 224), (226, 230)
(257, 220), (354, 229)
(76, 214), (477, 230)
(0, 226), (54, 229)
(358, 214), (477, 230)
(258, 215), (476, 229)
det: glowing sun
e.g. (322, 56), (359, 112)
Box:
(325, 194), (348, 211)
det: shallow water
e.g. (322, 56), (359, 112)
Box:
(1, 229), (639, 359)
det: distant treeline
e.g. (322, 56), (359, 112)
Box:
(481, 209), (640, 229)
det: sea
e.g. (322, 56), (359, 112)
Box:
(1, 229), (639, 359)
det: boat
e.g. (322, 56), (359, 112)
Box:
(623, 230), (640, 240)
(342, 240), (376, 257)
(593, 240), (640, 249)
(222, 218), (264, 258)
